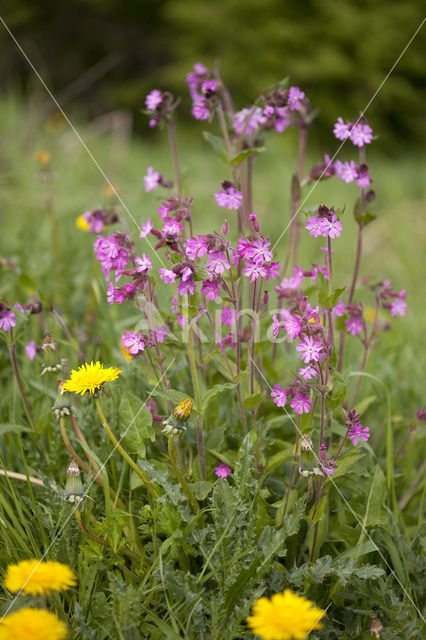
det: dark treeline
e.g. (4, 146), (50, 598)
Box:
(1, 0), (424, 150)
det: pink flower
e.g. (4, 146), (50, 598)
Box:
(140, 218), (153, 238)
(143, 167), (161, 192)
(264, 261), (281, 281)
(333, 299), (345, 317)
(145, 89), (163, 111)
(271, 384), (287, 407)
(184, 236), (208, 260)
(356, 171), (371, 188)
(162, 221), (183, 239)
(282, 312), (302, 340)
(333, 117), (352, 141)
(0, 310), (16, 331)
(272, 315), (282, 339)
(206, 253), (230, 275)
(298, 365), (318, 381)
(25, 340), (37, 361)
(305, 216), (324, 238)
(159, 268), (176, 284)
(296, 336), (323, 363)
(221, 307), (236, 327)
(390, 299), (407, 317)
(151, 325), (168, 343)
(215, 464), (231, 479)
(348, 423), (370, 445)
(290, 394), (311, 414)
(233, 107), (266, 136)
(135, 254), (152, 272)
(320, 214), (343, 239)
(237, 238), (253, 259)
(177, 279), (196, 296)
(215, 187), (243, 210)
(201, 279), (220, 301)
(345, 317), (363, 336)
(350, 123), (373, 147)
(243, 261), (267, 282)
(192, 99), (210, 121)
(246, 238), (273, 264)
(120, 330), (146, 354)
(288, 86), (305, 111)
(335, 160), (357, 183)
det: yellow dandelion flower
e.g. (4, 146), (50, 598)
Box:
(4, 559), (76, 595)
(246, 589), (325, 640)
(173, 398), (193, 421)
(62, 361), (121, 396)
(35, 151), (51, 167)
(0, 608), (67, 640)
(76, 214), (90, 231)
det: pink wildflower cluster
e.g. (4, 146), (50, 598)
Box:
(186, 63), (218, 121)
(305, 204), (343, 239)
(334, 160), (371, 188)
(238, 231), (280, 283)
(143, 167), (173, 192)
(270, 382), (312, 415)
(333, 117), (374, 147)
(80, 209), (119, 233)
(235, 86), (308, 137)
(379, 280), (407, 317)
(94, 233), (131, 281)
(139, 195), (193, 253)
(0, 309), (16, 331)
(144, 89), (175, 128)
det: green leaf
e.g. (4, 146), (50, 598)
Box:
(119, 392), (155, 458)
(200, 381), (236, 413)
(230, 146), (266, 166)
(319, 286), (346, 310)
(203, 131), (228, 161)
(233, 370), (249, 384)
(332, 452), (365, 478)
(152, 388), (193, 406)
(261, 445), (294, 479)
(190, 481), (213, 500)
(0, 423), (31, 435)
(359, 464), (389, 530)
(355, 394), (377, 414)
(243, 391), (265, 410)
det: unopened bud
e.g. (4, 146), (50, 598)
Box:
(263, 290), (269, 306)
(252, 219), (260, 233)
(64, 459), (84, 503)
(222, 219), (229, 236)
(319, 444), (327, 461)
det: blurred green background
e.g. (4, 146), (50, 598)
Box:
(1, 0), (425, 150)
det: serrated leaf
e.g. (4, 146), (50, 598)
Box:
(119, 392), (155, 458)
(190, 481), (213, 500)
(233, 370), (249, 384)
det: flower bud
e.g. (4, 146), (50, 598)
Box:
(222, 220), (229, 236)
(64, 460), (84, 503)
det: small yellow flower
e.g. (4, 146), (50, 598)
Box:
(246, 589), (325, 640)
(119, 344), (133, 362)
(76, 214), (90, 231)
(364, 307), (377, 324)
(173, 398), (193, 421)
(0, 608), (67, 640)
(4, 559), (76, 595)
(62, 361), (121, 396)
(35, 151), (51, 167)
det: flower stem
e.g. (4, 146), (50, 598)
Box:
(186, 324), (206, 480)
(283, 416), (300, 517)
(168, 437), (199, 513)
(9, 340), (38, 433)
(95, 399), (159, 499)
(167, 120), (182, 196)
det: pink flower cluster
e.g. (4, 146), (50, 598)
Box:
(270, 383), (312, 415)
(334, 160), (371, 188)
(215, 182), (243, 210)
(333, 117), (374, 147)
(305, 205), (343, 239)
(234, 86), (307, 137)
(94, 234), (129, 281)
(186, 63), (218, 121)
(238, 236), (280, 283)
(379, 280), (407, 317)
(0, 310), (16, 331)
(144, 89), (174, 128)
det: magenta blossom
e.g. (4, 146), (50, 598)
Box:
(348, 423), (370, 445)
(145, 89), (163, 111)
(350, 123), (373, 147)
(233, 107), (266, 136)
(333, 117), (352, 141)
(143, 167), (161, 192)
(177, 279), (196, 296)
(120, 330), (146, 355)
(264, 261), (281, 281)
(140, 218), (153, 238)
(335, 160), (357, 183)
(246, 238), (273, 264)
(135, 254), (152, 272)
(390, 299), (407, 317)
(287, 86), (305, 111)
(151, 325), (168, 343)
(206, 252), (230, 275)
(296, 336), (323, 363)
(201, 279), (220, 301)
(356, 170), (371, 188)
(305, 216), (324, 238)
(271, 384), (287, 407)
(345, 317), (363, 336)
(215, 187), (243, 210)
(25, 340), (37, 361)
(320, 214), (343, 239)
(215, 464), (231, 479)
(290, 394), (312, 415)
(184, 236), (208, 260)
(221, 307), (236, 327)
(159, 268), (176, 284)
(243, 261), (267, 282)
(0, 310), (16, 331)
(298, 364), (318, 381)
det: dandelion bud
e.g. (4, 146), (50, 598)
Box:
(222, 220), (229, 236)
(64, 460), (84, 503)
(51, 389), (73, 420)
